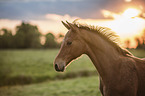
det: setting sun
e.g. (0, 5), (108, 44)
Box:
(122, 8), (141, 18)
(100, 8), (145, 48)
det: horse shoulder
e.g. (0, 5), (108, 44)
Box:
(100, 57), (138, 96)
(107, 57), (138, 95)
(119, 56), (137, 71)
(132, 57), (145, 96)
(132, 57), (145, 76)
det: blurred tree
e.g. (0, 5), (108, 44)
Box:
(57, 33), (64, 47)
(58, 34), (64, 38)
(136, 29), (145, 49)
(14, 22), (41, 48)
(0, 28), (14, 49)
(44, 33), (58, 48)
(135, 37), (142, 49)
(125, 39), (130, 49)
(141, 29), (145, 49)
(142, 29), (145, 45)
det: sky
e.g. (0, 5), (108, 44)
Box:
(0, 0), (144, 20)
(0, 0), (145, 47)
(0, 0), (125, 19)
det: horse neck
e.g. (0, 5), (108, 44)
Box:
(80, 29), (121, 83)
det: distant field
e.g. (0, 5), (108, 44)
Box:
(0, 49), (145, 96)
(129, 49), (145, 58)
(0, 76), (101, 96)
(0, 49), (95, 86)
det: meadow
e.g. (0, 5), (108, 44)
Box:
(0, 49), (145, 96)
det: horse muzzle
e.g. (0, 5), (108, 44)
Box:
(55, 64), (65, 72)
(54, 59), (66, 72)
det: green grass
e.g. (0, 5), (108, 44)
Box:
(0, 49), (145, 96)
(0, 76), (101, 96)
(129, 49), (145, 58)
(0, 49), (144, 85)
(0, 49), (95, 85)
(0, 49), (58, 78)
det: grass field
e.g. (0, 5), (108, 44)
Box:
(0, 49), (145, 96)
(0, 76), (101, 96)
(0, 49), (96, 86)
(129, 49), (145, 58)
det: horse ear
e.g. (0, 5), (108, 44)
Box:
(66, 21), (77, 32)
(61, 21), (70, 30)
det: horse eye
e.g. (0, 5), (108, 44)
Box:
(67, 41), (72, 45)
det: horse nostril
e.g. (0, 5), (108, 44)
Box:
(54, 64), (65, 72)
(55, 64), (59, 71)
(55, 64), (57, 67)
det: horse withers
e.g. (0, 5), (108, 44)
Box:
(54, 21), (145, 96)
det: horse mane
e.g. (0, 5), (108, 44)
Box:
(72, 21), (133, 56)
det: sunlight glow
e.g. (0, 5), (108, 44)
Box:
(101, 8), (145, 37)
(100, 8), (145, 48)
(0, 8), (144, 48)
(101, 10), (116, 19)
(102, 8), (142, 19)
(125, 0), (132, 3)
(122, 8), (141, 18)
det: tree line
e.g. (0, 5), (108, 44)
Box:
(1, 22), (145, 49)
(0, 22), (63, 49)
(125, 29), (145, 49)
(135, 30), (145, 49)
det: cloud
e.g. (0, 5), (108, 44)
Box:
(0, 0), (55, 2)
(0, 0), (126, 20)
(45, 14), (79, 21)
(0, 0), (145, 20)
(0, 14), (79, 35)
(60, 0), (83, 2)
(1, 13), (145, 38)
(0, 19), (21, 34)
(0, 12), (145, 48)
(0, 0), (83, 2)
(31, 14), (80, 35)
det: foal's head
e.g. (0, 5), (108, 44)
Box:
(54, 21), (86, 72)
